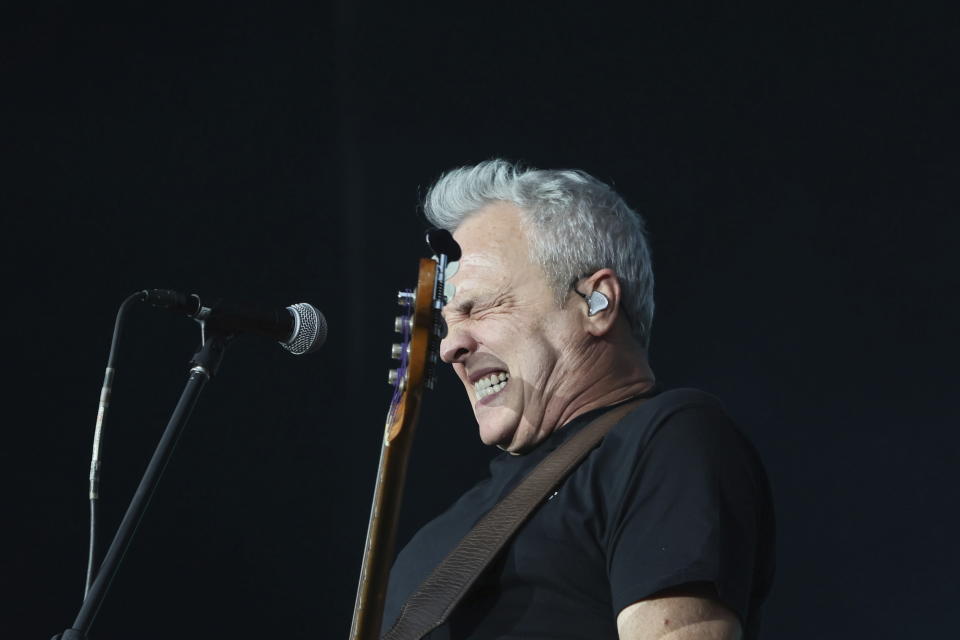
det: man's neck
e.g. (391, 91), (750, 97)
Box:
(557, 376), (656, 430)
(550, 337), (656, 433)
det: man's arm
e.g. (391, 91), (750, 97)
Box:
(616, 584), (742, 640)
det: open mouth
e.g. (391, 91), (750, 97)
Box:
(474, 371), (510, 400)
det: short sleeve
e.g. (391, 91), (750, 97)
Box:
(605, 403), (771, 625)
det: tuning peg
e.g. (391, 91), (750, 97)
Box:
(394, 315), (413, 333)
(397, 290), (415, 306)
(391, 343), (409, 360)
(387, 368), (407, 390)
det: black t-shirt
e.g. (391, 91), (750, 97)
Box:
(383, 388), (776, 639)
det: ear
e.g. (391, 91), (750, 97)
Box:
(579, 268), (622, 337)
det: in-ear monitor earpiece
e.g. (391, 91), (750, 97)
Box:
(586, 291), (609, 316)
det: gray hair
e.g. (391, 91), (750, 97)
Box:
(423, 159), (655, 348)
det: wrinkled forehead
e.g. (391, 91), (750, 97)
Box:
(452, 203), (532, 264)
(454, 251), (504, 275)
(445, 248), (510, 302)
(444, 202), (541, 299)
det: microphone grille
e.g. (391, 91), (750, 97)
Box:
(282, 303), (328, 355)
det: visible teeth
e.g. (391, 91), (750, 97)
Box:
(474, 372), (509, 398)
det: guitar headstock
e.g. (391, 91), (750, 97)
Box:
(384, 230), (460, 441)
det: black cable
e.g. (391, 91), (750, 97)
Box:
(84, 291), (147, 599)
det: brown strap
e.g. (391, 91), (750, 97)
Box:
(381, 398), (647, 640)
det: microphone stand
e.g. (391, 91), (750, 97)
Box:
(52, 328), (234, 640)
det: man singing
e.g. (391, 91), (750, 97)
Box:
(383, 160), (775, 639)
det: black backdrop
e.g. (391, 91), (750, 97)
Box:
(4, 2), (958, 638)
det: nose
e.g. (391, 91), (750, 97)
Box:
(440, 320), (477, 364)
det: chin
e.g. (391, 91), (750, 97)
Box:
(476, 411), (519, 448)
(477, 421), (509, 446)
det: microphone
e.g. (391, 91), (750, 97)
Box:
(143, 289), (327, 355)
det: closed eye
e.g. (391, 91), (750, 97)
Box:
(444, 299), (474, 323)
(444, 292), (510, 323)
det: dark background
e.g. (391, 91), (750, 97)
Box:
(4, 2), (957, 638)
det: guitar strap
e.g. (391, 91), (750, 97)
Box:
(381, 397), (649, 640)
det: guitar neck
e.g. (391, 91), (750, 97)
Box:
(349, 257), (439, 640)
(348, 396), (422, 640)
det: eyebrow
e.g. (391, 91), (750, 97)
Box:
(445, 286), (507, 318)
(446, 297), (476, 316)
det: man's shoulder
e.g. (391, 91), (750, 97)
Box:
(638, 386), (725, 413)
(611, 387), (729, 439)
(592, 387), (756, 475)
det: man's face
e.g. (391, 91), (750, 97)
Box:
(440, 201), (585, 453)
